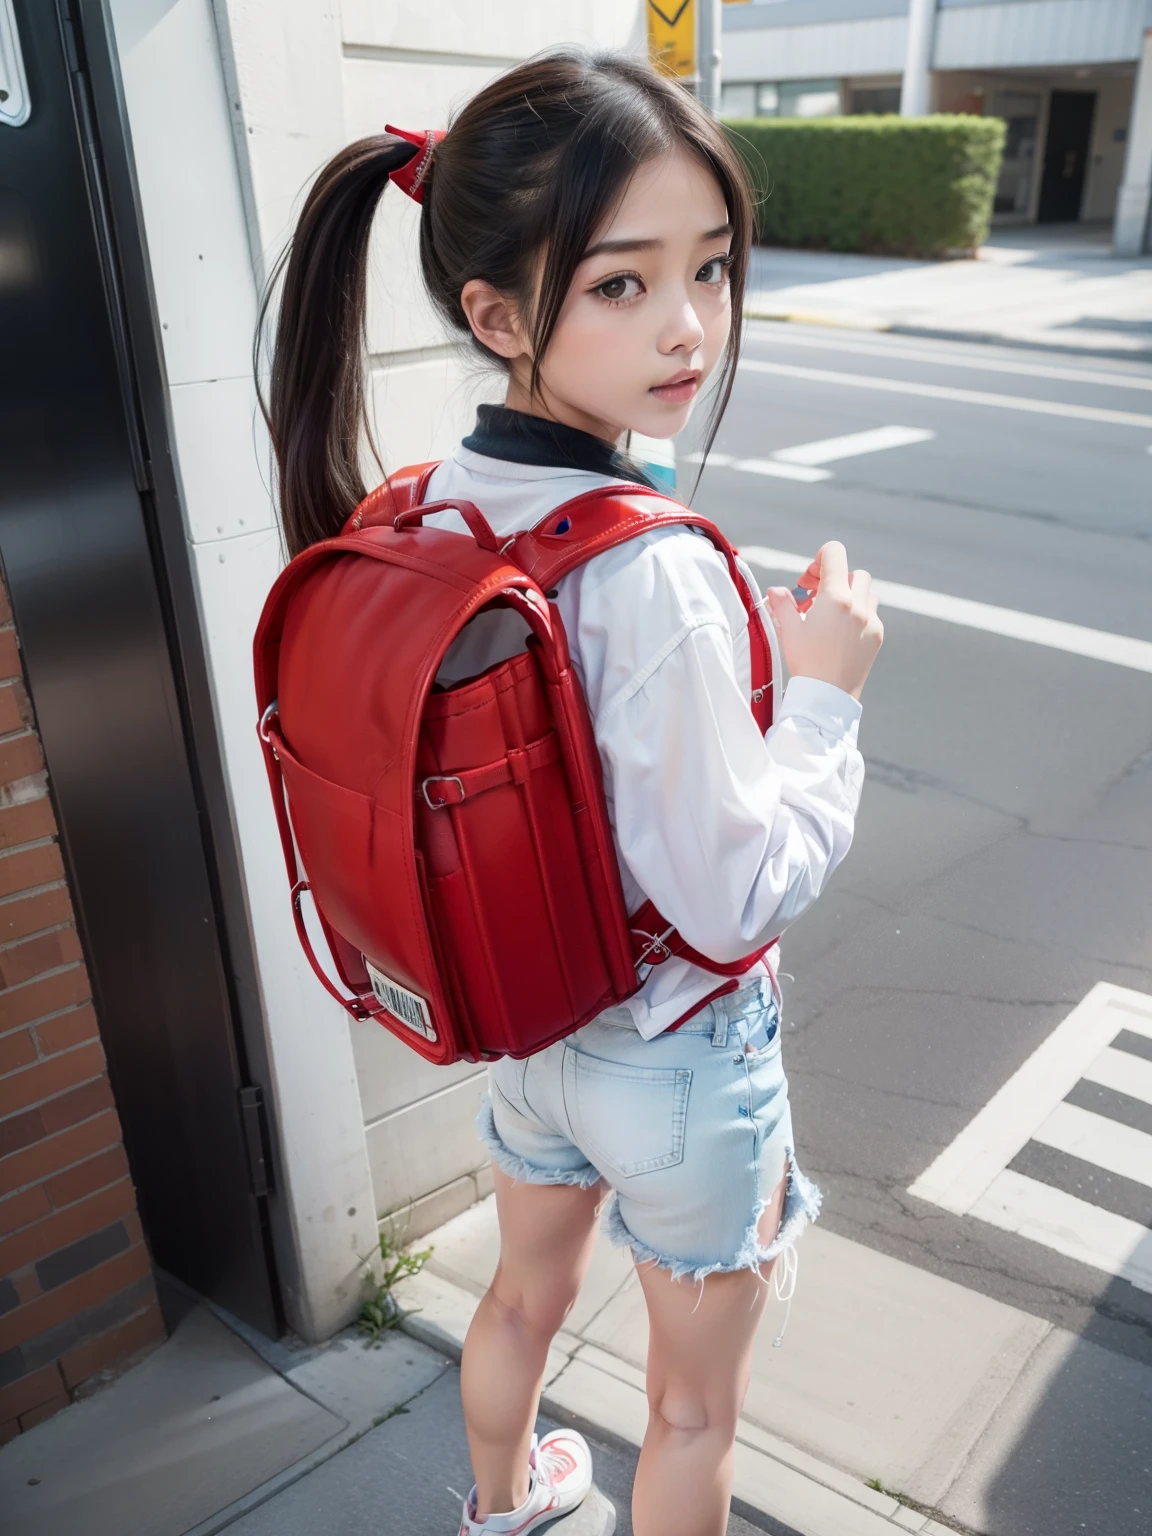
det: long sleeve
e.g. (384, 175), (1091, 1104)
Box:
(567, 528), (864, 967)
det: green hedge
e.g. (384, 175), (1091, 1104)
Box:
(723, 115), (1006, 258)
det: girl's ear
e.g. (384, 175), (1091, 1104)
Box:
(460, 279), (529, 361)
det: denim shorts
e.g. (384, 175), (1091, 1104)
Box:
(480, 977), (822, 1284)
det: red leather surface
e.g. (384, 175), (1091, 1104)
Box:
(253, 463), (777, 1063)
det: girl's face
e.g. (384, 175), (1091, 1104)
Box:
(536, 148), (733, 441)
(466, 148), (735, 444)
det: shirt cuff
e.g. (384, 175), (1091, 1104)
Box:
(777, 676), (862, 745)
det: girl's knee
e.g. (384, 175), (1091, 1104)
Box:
(648, 1379), (740, 1441)
(488, 1271), (576, 1342)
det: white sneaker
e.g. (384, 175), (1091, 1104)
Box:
(458, 1429), (593, 1534)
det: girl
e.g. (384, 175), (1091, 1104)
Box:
(263, 49), (881, 1536)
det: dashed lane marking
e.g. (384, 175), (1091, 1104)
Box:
(744, 324), (1152, 393)
(686, 453), (830, 483)
(909, 984), (1152, 1294)
(773, 425), (935, 466)
(740, 546), (1152, 674)
(739, 359), (1152, 430)
(683, 425), (934, 483)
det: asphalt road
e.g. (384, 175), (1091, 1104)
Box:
(682, 322), (1152, 1371)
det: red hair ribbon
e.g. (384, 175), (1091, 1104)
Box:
(385, 124), (445, 203)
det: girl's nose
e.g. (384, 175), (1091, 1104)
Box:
(658, 293), (705, 355)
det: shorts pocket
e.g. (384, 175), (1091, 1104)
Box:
(566, 1049), (690, 1179)
(741, 1004), (782, 1063)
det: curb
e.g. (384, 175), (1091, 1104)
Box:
(744, 307), (1152, 365)
(396, 1268), (965, 1536)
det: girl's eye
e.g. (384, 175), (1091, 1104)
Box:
(595, 274), (643, 304)
(697, 255), (732, 286)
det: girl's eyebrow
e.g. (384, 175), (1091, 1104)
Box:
(582, 222), (733, 260)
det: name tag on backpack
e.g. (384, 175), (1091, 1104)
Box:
(365, 960), (437, 1043)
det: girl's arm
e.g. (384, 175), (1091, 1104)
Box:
(580, 533), (866, 965)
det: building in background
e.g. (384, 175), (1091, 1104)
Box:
(720, 0), (1152, 250)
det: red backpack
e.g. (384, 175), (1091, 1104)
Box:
(253, 464), (776, 1065)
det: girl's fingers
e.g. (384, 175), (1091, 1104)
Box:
(766, 585), (800, 618)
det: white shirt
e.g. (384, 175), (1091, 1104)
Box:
(425, 446), (864, 1038)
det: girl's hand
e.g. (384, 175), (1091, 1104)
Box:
(765, 542), (883, 701)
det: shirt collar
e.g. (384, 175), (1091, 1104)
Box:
(462, 404), (657, 489)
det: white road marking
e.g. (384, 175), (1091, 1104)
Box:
(773, 425), (935, 466)
(740, 546), (1152, 675)
(745, 324), (1152, 394)
(733, 457), (830, 483)
(1083, 1045), (1152, 1108)
(684, 425), (932, 479)
(908, 984), (1152, 1215)
(682, 451), (830, 482)
(970, 1169), (1152, 1293)
(739, 359), (1152, 430)
(1031, 1101), (1152, 1190)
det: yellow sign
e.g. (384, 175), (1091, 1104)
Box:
(647, 0), (695, 80)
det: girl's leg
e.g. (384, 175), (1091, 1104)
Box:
(632, 1172), (789, 1536)
(460, 1166), (603, 1519)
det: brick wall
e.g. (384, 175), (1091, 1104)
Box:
(0, 575), (164, 1442)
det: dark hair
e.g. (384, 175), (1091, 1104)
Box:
(259, 49), (753, 558)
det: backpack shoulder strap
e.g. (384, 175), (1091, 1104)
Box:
(346, 462), (440, 533)
(507, 482), (774, 734)
(511, 482), (779, 992)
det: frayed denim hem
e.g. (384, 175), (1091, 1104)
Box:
(600, 1157), (824, 1287)
(475, 1098), (602, 1190)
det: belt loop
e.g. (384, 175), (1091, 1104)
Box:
(711, 1005), (729, 1050)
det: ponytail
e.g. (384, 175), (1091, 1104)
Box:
(259, 52), (754, 558)
(258, 136), (419, 558)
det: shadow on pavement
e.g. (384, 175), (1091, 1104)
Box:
(945, 1273), (1152, 1536)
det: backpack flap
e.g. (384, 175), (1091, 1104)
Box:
(256, 521), (522, 1063)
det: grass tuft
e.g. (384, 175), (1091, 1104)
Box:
(358, 1215), (432, 1347)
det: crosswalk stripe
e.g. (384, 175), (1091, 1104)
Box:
(740, 546), (1152, 675)
(1031, 1101), (1152, 1191)
(773, 425), (935, 466)
(907, 985), (1139, 1216)
(970, 1169), (1152, 1293)
(911, 985), (1152, 1289)
(1114, 1004), (1152, 1042)
(1083, 1046), (1152, 1109)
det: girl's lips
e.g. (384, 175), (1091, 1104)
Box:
(649, 372), (700, 404)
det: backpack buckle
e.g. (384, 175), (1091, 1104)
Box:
(632, 926), (675, 966)
(422, 775), (465, 809)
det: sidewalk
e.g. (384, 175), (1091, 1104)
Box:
(746, 223), (1152, 361)
(4, 1195), (1149, 1535)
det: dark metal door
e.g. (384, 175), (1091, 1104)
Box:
(0, 0), (280, 1332)
(1038, 91), (1096, 223)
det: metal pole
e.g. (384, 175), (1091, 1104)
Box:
(900, 0), (937, 118)
(697, 0), (722, 118)
(1115, 27), (1152, 256)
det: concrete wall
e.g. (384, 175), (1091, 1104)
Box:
(1084, 75), (1136, 222)
(108, 0), (644, 1338)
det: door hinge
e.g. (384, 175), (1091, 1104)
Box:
(238, 1085), (272, 1198)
